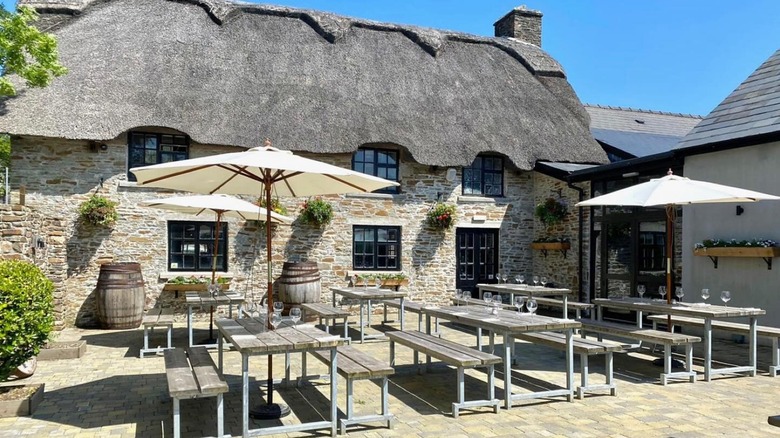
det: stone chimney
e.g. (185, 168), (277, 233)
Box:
(494, 5), (543, 47)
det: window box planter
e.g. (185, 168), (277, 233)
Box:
(37, 340), (87, 361)
(531, 241), (571, 258)
(693, 246), (780, 269)
(378, 279), (409, 288)
(0, 384), (45, 418)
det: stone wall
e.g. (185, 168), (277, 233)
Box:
(8, 133), (585, 326)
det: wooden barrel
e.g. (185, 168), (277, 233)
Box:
(95, 263), (145, 329)
(278, 261), (321, 304)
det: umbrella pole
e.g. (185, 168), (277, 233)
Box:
(209, 211), (222, 342)
(666, 205), (674, 328)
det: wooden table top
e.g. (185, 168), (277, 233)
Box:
(420, 305), (580, 334)
(593, 297), (766, 318)
(216, 318), (345, 354)
(476, 283), (572, 297)
(185, 290), (244, 306)
(330, 287), (407, 300)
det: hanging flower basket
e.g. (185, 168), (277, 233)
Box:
(534, 197), (567, 228)
(78, 195), (118, 227)
(426, 203), (456, 230)
(300, 197), (333, 226)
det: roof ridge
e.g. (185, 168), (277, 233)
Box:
(584, 103), (703, 119)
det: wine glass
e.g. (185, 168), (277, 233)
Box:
(701, 288), (710, 302)
(501, 273), (508, 284)
(540, 276), (548, 288)
(637, 284), (646, 300)
(518, 274), (525, 285)
(289, 307), (301, 326)
(244, 301), (256, 317)
(492, 295), (502, 314)
(675, 286), (684, 303)
(514, 275), (521, 284)
(482, 292), (493, 312)
(526, 298), (538, 315)
(721, 290), (731, 306)
(270, 312), (282, 329)
(273, 301), (284, 315)
(532, 275), (540, 286)
(514, 296), (525, 313)
(455, 289), (462, 307)
(658, 285), (666, 300)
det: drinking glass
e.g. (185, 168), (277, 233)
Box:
(273, 301), (284, 315)
(637, 284), (646, 300)
(658, 285), (666, 300)
(245, 301), (256, 317)
(519, 275), (525, 284)
(290, 307), (301, 326)
(514, 296), (525, 313)
(526, 299), (538, 315)
(492, 295), (502, 315)
(533, 275), (540, 286)
(270, 312), (282, 329)
(540, 276), (548, 287)
(721, 290), (731, 305)
(455, 289), (462, 306)
(501, 273), (508, 284)
(675, 286), (684, 302)
(701, 288), (710, 302)
(483, 292), (493, 312)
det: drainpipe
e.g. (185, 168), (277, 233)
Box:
(567, 180), (585, 303)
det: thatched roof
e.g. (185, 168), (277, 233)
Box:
(1, 0), (606, 169)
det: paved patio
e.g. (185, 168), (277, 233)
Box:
(2, 315), (779, 437)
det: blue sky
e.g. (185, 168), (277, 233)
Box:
(3, 0), (777, 116)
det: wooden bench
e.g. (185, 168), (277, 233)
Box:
(580, 319), (701, 385)
(647, 314), (780, 377)
(381, 299), (439, 333)
(386, 330), (501, 418)
(301, 302), (351, 341)
(513, 331), (625, 399)
(164, 347), (229, 438)
(140, 307), (174, 358)
(308, 345), (395, 434)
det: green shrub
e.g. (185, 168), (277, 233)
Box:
(257, 196), (288, 216)
(0, 259), (54, 381)
(426, 203), (456, 229)
(534, 197), (568, 228)
(78, 194), (118, 227)
(300, 197), (333, 226)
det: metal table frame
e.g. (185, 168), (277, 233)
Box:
(186, 290), (243, 348)
(476, 283), (573, 319)
(330, 287), (407, 343)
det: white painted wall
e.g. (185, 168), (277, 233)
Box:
(682, 140), (780, 329)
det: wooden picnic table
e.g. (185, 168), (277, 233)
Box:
(216, 318), (346, 437)
(420, 304), (581, 409)
(593, 297), (766, 381)
(185, 290), (244, 348)
(330, 287), (407, 343)
(477, 283), (574, 319)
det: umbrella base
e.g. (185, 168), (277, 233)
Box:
(250, 403), (291, 419)
(652, 357), (685, 369)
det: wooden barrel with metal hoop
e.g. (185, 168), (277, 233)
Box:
(95, 262), (145, 329)
(278, 261), (321, 305)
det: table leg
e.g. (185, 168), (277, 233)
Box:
(563, 295), (568, 320)
(330, 347), (338, 437)
(565, 328), (573, 401)
(187, 305), (193, 348)
(704, 318), (712, 382)
(503, 338), (512, 410)
(359, 301), (365, 343)
(218, 333), (223, 373)
(242, 354), (249, 438)
(749, 316), (758, 377)
(399, 297), (405, 331)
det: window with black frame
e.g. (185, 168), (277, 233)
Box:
(463, 155), (503, 196)
(352, 225), (401, 270)
(168, 221), (227, 272)
(352, 148), (399, 193)
(127, 132), (189, 181)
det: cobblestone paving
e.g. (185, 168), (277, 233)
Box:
(2, 317), (779, 437)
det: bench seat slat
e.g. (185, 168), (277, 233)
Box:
(311, 346), (394, 380)
(301, 302), (351, 318)
(647, 314), (780, 336)
(380, 299), (423, 313)
(164, 349), (200, 399)
(581, 320), (701, 345)
(185, 347), (228, 396)
(386, 331), (500, 367)
(404, 330), (502, 365)
(514, 331), (625, 354)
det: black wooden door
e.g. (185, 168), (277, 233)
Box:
(456, 228), (499, 298)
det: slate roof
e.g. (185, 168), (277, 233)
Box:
(0, 0), (606, 170)
(585, 105), (702, 158)
(676, 49), (780, 150)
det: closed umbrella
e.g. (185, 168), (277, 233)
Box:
(577, 170), (780, 306)
(131, 139), (398, 419)
(140, 194), (292, 341)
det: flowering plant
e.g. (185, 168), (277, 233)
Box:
(300, 197), (333, 226)
(694, 238), (777, 249)
(257, 196), (288, 216)
(426, 203), (456, 229)
(532, 236), (570, 243)
(534, 197), (568, 228)
(78, 194), (118, 227)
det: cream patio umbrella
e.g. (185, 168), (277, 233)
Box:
(576, 170), (780, 306)
(130, 139), (399, 418)
(139, 194), (292, 342)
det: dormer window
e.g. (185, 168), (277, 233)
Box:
(463, 155), (504, 197)
(352, 147), (399, 194)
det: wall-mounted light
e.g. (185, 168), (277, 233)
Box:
(436, 192), (443, 202)
(445, 168), (457, 182)
(736, 205), (744, 216)
(622, 171), (639, 178)
(89, 142), (108, 152)
(100, 143), (108, 151)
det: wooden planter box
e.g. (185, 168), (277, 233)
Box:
(693, 247), (780, 257)
(0, 384), (44, 418)
(379, 279), (408, 288)
(37, 340), (87, 361)
(531, 242), (571, 251)
(162, 283), (229, 292)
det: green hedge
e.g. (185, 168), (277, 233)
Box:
(0, 259), (54, 381)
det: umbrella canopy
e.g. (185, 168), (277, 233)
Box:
(130, 141), (398, 418)
(139, 194), (292, 223)
(576, 170), (780, 306)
